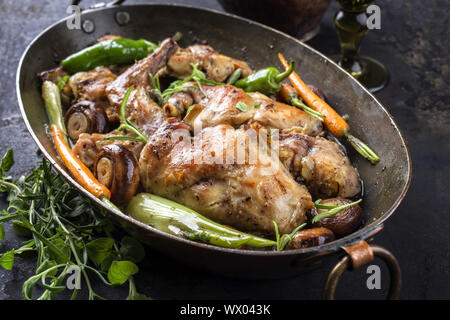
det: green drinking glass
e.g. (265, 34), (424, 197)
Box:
(334, 0), (389, 93)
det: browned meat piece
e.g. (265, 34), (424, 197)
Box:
(72, 131), (144, 169)
(72, 39), (178, 168)
(167, 44), (252, 82)
(106, 38), (177, 136)
(163, 91), (194, 118)
(139, 119), (313, 235)
(69, 66), (117, 102)
(94, 34), (123, 44)
(279, 132), (361, 198)
(168, 83), (323, 136)
(37, 66), (69, 84)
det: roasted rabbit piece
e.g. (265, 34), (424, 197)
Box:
(69, 66), (117, 102)
(167, 44), (252, 82)
(139, 119), (313, 235)
(63, 67), (118, 139)
(165, 84), (323, 136)
(72, 39), (178, 169)
(278, 131), (361, 198)
(106, 38), (177, 136)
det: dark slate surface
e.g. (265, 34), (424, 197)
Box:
(0, 0), (449, 300)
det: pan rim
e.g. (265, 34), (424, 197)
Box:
(15, 3), (412, 257)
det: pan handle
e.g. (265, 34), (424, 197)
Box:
(322, 240), (402, 299)
(71, 0), (126, 9)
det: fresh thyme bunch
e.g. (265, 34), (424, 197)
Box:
(0, 149), (150, 300)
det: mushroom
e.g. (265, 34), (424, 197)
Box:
(65, 101), (109, 141)
(285, 227), (335, 250)
(93, 144), (140, 205)
(182, 104), (205, 127)
(309, 197), (363, 238)
(163, 103), (181, 118)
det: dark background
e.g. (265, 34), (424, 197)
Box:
(0, 0), (448, 300)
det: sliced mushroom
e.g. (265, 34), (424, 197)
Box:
(309, 198), (363, 238)
(285, 227), (335, 250)
(65, 101), (109, 141)
(163, 103), (181, 118)
(183, 104), (205, 127)
(94, 144), (140, 205)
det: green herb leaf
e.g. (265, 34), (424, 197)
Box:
(236, 101), (248, 112)
(127, 278), (151, 300)
(86, 238), (115, 265)
(0, 250), (15, 270)
(272, 221), (307, 251)
(49, 238), (72, 264)
(12, 220), (32, 237)
(103, 135), (147, 143)
(57, 75), (70, 90)
(100, 253), (115, 273)
(314, 198), (340, 210)
(120, 237), (145, 263)
(1, 149), (14, 174)
(107, 260), (139, 285)
(253, 102), (261, 109)
(0, 223), (4, 241)
(312, 199), (362, 224)
(127, 292), (152, 300)
(161, 63), (222, 101)
(0, 153), (148, 299)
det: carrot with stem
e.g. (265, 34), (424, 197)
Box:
(42, 80), (120, 210)
(278, 53), (380, 164)
(51, 124), (111, 200)
(278, 83), (324, 121)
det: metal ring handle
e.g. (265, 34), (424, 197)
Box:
(71, 0), (126, 9)
(323, 245), (402, 300)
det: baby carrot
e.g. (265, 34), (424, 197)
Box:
(278, 52), (380, 164)
(51, 124), (111, 199)
(278, 53), (349, 138)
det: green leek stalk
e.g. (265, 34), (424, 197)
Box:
(42, 81), (68, 145)
(127, 193), (276, 249)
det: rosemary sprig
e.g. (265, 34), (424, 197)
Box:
(103, 86), (148, 144)
(272, 221), (307, 251)
(148, 72), (164, 106)
(161, 63), (222, 101)
(312, 199), (362, 223)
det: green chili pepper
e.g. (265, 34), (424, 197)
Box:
(61, 38), (158, 73)
(234, 60), (296, 96)
(127, 193), (276, 248)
